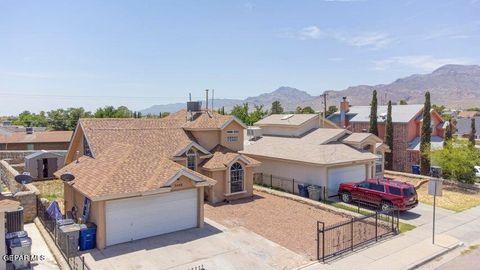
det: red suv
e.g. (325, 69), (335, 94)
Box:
(338, 178), (418, 211)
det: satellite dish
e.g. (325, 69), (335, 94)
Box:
(14, 173), (33, 185)
(60, 172), (75, 182)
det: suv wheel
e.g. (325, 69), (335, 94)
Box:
(380, 201), (393, 212)
(340, 192), (352, 203)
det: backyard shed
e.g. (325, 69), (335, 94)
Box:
(24, 151), (65, 180)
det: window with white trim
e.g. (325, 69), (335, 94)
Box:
(226, 136), (238, 142)
(230, 162), (244, 193)
(186, 149), (196, 171)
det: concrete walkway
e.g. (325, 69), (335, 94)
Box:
(301, 203), (480, 270)
(22, 223), (59, 270)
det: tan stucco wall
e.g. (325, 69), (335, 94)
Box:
(191, 130), (221, 151)
(220, 121), (245, 151)
(203, 163), (254, 204)
(0, 213), (5, 270)
(251, 157), (328, 188)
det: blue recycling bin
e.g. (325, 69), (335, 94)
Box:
(79, 223), (97, 251)
(298, 184), (311, 198)
(412, 164), (420, 175)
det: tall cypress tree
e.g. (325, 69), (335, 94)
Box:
(469, 118), (476, 147)
(369, 90), (379, 136)
(420, 91), (431, 175)
(443, 119), (453, 147)
(384, 101), (394, 170)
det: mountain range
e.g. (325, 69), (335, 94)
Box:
(140, 64), (480, 114)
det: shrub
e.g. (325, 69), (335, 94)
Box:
(431, 140), (480, 184)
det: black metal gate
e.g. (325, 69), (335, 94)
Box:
(317, 208), (399, 262)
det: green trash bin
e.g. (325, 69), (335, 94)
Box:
(307, 185), (321, 201)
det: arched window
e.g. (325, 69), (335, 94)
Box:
(186, 149), (196, 171)
(230, 162), (244, 193)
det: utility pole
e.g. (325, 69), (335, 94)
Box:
(320, 93), (328, 127)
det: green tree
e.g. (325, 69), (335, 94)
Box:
(431, 140), (480, 183)
(432, 104), (446, 116)
(399, 100), (408, 105)
(301, 106), (315, 114)
(230, 103), (250, 125)
(470, 118), (476, 147)
(444, 119), (453, 147)
(270, 101), (284, 114)
(94, 106), (132, 118)
(12, 111), (48, 127)
(420, 92), (432, 175)
(248, 105), (267, 125)
(326, 105), (338, 117)
(295, 106), (303, 114)
(384, 101), (394, 170)
(369, 90), (379, 136)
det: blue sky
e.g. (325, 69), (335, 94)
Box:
(0, 0), (479, 115)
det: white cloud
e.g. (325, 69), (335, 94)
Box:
(423, 27), (470, 41)
(298, 26), (322, 40)
(373, 55), (472, 71)
(335, 32), (394, 49)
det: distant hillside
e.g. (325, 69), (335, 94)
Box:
(140, 64), (480, 114)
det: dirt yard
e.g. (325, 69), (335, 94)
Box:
(205, 190), (357, 259)
(33, 179), (65, 212)
(385, 173), (480, 212)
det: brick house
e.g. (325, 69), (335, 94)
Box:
(0, 130), (73, 150)
(328, 98), (446, 172)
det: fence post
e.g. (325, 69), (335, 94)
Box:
(322, 222), (325, 263)
(351, 217), (354, 251)
(292, 178), (295, 194)
(317, 222), (319, 261)
(270, 174), (273, 187)
(375, 212), (378, 242)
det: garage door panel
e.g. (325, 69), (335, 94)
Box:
(327, 165), (366, 196)
(106, 189), (197, 246)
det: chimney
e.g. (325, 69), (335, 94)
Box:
(26, 127), (34, 134)
(340, 97), (350, 129)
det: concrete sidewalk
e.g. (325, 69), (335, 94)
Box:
(301, 202), (480, 270)
(21, 223), (59, 270)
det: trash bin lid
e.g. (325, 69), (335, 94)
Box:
(56, 219), (74, 226)
(10, 237), (32, 248)
(60, 224), (81, 233)
(5, 230), (28, 240)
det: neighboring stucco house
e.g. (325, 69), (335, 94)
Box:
(0, 130), (72, 150)
(242, 114), (388, 196)
(56, 106), (259, 249)
(328, 98), (446, 172)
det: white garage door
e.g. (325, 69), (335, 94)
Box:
(327, 165), (366, 196)
(106, 189), (198, 246)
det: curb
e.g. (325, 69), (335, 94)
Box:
(33, 218), (70, 270)
(403, 241), (464, 270)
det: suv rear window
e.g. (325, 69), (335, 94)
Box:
(388, 186), (402, 196)
(369, 183), (385, 192)
(403, 187), (416, 198)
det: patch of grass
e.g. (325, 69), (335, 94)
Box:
(32, 179), (64, 202)
(327, 201), (416, 233)
(461, 244), (480, 256)
(385, 173), (480, 212)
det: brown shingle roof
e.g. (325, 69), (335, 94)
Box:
(168, 110), (241, 130)
(0, 131), (72, 144)
(201, 145), (260, 170)
(57, 143), (216, 200)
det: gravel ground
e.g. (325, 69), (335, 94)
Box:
(204, 190), (350, 260)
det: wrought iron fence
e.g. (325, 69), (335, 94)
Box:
(253, 172), (330, 202)
(317, 205), (399, 262)
(37, 199), (91, 270)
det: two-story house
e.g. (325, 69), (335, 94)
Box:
(57, 103), (259, 249)
(328, 97), (446, 172)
